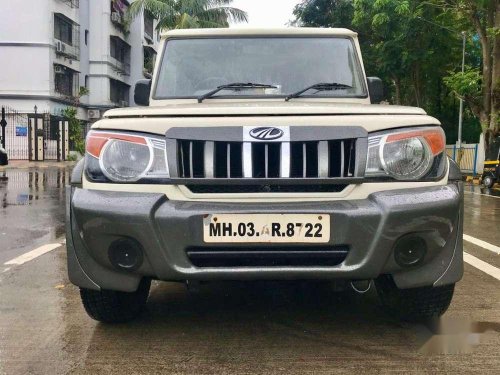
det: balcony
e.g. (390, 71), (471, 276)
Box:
(110, 35), (131, 76)
(111, 0), (130, 32)
(54, 13), (80, 60)
(53, 64), (79, 104)
(110, 78), (130, 107)
(58, 0), (79, 8)
(109, 56), (131, 76)
(144, 11), (154, 43)
(54, 39), (79, 60)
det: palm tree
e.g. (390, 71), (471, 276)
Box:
(128, 0), (248, 30)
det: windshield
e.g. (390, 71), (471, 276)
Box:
(154, 37), (367, 99)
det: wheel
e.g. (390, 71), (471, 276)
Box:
(79, 278), (151, 323)
(482, 175), (495, 188)
(375, 275), (454, 322)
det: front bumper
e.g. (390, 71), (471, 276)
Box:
(66, 182), (463, 292)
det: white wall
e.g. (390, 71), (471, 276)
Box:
(0, 0), (157, 121)
(0, 47), (52, 97)
(0, 0), (51, 43)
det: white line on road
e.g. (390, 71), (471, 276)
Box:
(464, 190), (500, 199)
(4, 243), (62, 266)
(464, 252), (500, 281)
(463, 234), (500, 255)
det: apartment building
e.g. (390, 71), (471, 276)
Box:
(0, 0), (159, 122)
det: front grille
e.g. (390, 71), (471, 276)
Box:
(176, 139), (357, 179)
(186, 246), (349, 267)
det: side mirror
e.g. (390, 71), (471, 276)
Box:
(367, 77), (384, 104)
(134, 79), (151, 106)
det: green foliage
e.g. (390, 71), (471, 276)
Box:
(292, 0), (483, 143)
(143, 55), (155, 76)
(128, 0), (248, 31)
(443, 68), (482, 102)
(62, 107), (85, 155)
(78, 86), (89, 97)
(292, 0), (354, 28)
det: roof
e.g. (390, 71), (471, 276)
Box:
(161, 27), (358, 38)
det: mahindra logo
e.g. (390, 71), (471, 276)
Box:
(249, 127), (284, 140)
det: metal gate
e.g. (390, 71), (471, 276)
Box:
(29, 114), (69, 161)
(1, 106), (69, 161)
(2, 106), (30, 160)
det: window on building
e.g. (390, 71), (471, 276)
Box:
(110, 0), (129, 29)
(110, 36), (130, 63)
(84, 75), (89, 88)
(85, 30), (89, 45)
(54, 65), (78, 97)
(54, 14), (73, 45)
(143, 46), (157, 76)
(144, 11), (154, 41)
(109, 78), (130, 105)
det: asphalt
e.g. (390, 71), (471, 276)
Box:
(0, 166), (499, 374)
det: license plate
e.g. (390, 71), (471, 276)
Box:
(203, 214), (330, 243)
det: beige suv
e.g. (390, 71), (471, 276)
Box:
(66, 28), (463, 323)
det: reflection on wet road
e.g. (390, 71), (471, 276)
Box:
(0, 169), (499, 374)
(0, 167), (69, 263)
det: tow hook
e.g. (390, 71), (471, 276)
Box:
(350, 280), (372, 294)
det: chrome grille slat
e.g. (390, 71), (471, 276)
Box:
(264, 144), (269, 178)
(318, 141), (329, 178)
(189, 141), (193, 178)
(243, 142), (252, 178)
(280, 142), (290, 178)
(204, 141), (214, 178)
(340, 141), (345, 177)
(302, 143), (307, 178)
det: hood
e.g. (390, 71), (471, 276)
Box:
(103, 101), (427, 118)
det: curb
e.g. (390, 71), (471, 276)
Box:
(0, 161), (76, 171)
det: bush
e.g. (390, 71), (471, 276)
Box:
(62, 107), (85, 155)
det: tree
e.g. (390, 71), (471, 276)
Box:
(128, 0), (248, 30)
(291, 0), (354, 28)
(291, 0), (483, 144)
(431, 0), (499, 145)
(62, 107), (85, 156)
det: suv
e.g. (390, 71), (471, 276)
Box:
(67, 28), (463, 323)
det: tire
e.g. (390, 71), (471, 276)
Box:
(79, 278), (151, 323)
(482, 175), (494, 188)
(375, 275), (454, 322)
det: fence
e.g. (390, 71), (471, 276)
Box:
(446, 144), (480, 175)
(1, 106), (69, 161)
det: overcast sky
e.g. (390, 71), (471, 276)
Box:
(230, 0), (301, 28)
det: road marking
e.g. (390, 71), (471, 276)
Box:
(463, 234), (500, 255)
(464, 190), (500, 199)
(4, 243), (62, 266)
(464, 252), (500, 281)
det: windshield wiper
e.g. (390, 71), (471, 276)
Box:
(285, 82), (352, 101)
(197, 82), (278, 103)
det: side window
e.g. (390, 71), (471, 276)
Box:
(85, 30), (89, 46)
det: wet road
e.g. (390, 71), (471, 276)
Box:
(0, 167), (67, 264)
(0, 167), (499, 374)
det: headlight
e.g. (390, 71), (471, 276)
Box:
(85, 131), (169, 183)
(366, 127), (445, 180)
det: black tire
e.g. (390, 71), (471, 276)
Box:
(375, 275), (454, 322)
(79, 278), (151, 323)
(482, 175), (494, 188)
